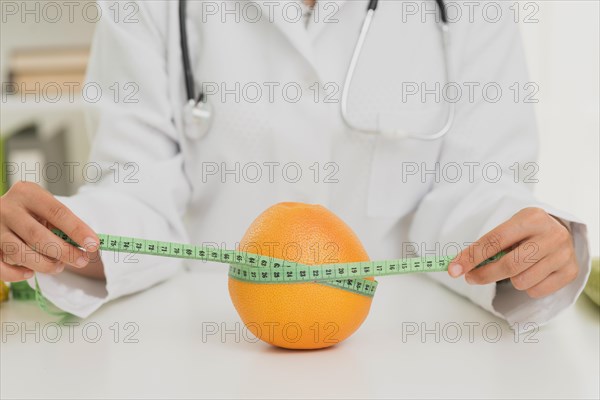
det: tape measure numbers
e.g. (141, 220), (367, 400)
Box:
(52, 230), (505, 298)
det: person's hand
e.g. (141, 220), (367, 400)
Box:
(0, 181), (102, 282)
(448, 207), (578, 298)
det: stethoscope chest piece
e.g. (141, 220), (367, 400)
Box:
(183, 99), (213, 140)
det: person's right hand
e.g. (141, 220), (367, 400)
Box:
(0, 181), (101, 282)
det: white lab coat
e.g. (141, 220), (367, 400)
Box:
(35, 0), (590, 326)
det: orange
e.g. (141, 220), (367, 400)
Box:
(228, 202), (373, 349)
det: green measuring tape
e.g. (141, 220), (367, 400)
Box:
(50, 229), (505, 298)
(10, 281), (36, 300)
(9, 276), (73, 322)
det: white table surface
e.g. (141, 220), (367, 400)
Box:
(1, 264), (599, 399)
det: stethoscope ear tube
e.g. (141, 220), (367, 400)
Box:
(179, 0), (195, 102)
(180, 0), (212, 139)
(340, 0), (454, 140)
(367, 0), (379, 11)
(435, 0), (448, 23)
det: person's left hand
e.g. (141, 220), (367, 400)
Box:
(448, 207), (579, 298)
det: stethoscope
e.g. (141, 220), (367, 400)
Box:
(180, 0), (454, 141)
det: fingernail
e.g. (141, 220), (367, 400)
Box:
(23, 271), (34, 279)
(55, 264), (65, 273)
(76, 256), (88, 268)
(83, 236), (98, 251)
(465, 274), (474, 284)
(448, 263), (463, 277)
(83, 237), (98, 251)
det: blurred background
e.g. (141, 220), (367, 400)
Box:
(1, 0), (598, 255)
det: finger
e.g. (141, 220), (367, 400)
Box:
(0, 232), (63, 274)
(510, 249), (571, 291)
(23, 190), (99, 252)
(11, 214), (90, 268)
(465, 239), (545, 285)
(0, 261), (34, 282)
(525, 264), (579, 299)
(449, 220), (531, 278)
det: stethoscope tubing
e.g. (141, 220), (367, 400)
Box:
(180, 0), (454, 140)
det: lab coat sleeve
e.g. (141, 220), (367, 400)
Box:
(408, 4), (591, 329)
(31, 1), (191, 318)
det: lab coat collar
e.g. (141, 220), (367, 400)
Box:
(306, 0), (348, 41)
(252, 0), (317, 71)
(250, 0), (349, 78)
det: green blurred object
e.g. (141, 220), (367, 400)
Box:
(583, 258), (600, 306)
(10, 281), (36, 301)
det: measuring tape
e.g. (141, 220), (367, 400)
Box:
(10, 281), (36, 300)
(51, 229), (505, 298)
